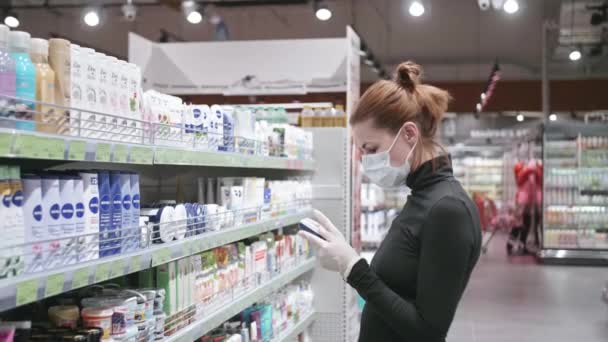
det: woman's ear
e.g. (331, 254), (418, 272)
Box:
(401, 122), (419, 145)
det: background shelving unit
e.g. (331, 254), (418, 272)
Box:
(0, 90), (316, 342)
(540, 121), (608, 264)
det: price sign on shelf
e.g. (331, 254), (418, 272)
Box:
(71, 268), (90, 289)
(68, 140), (87, 160)
(111, 259), (125, 278)
(0, 132), (12, 156)
(113, 144), (128, 163)
(14, 135), (43, 158)
(95, 143), (112, 162)
(94, 263), (112, 283)
(130, 255), (141, 273)
(152, 248), (172, 266)
(43, 137), (65, 159)
(44, 273), (65, 298)
(130, 146), (153, 164)
(16, 279), (39, 307)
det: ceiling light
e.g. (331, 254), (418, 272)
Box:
(121, 0), (137, 22)
(569, 49), (582, 61)
(503, 0), (519, 14)
(315, 2), (332, 21)
(187, 10), (202, 24)
(83, 9), (100, 27)
(409, 1), (425, 17)
(549, 114), (557, 121)
(516, 114), (524, 122)
(3, 13), (19, 28)
(182, 0), (203, 24)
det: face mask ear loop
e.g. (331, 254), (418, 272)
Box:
(386, 125), (406, 154)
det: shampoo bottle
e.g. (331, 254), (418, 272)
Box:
(30, 38), (57, 133)
(48, 38), (70, 135)
(0, 25), (16, 128)
(8, 31), (35, 131)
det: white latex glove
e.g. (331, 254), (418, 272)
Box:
(298, 209), (360, 278)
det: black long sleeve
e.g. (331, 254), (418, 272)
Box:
(348, 156), (481, 341)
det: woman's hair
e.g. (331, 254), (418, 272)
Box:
(350, 61), (452, 168)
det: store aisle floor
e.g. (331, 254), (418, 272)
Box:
(448, 234), (608, 342)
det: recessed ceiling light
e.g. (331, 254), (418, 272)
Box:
(409, 1), (425, 17)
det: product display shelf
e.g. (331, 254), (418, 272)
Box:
(0, 96), (315, 171)
(272, 311), (316, 342)
(0, 208), (311, 312)
(541, 122), (608, 264)
(163, 258), (316, 342)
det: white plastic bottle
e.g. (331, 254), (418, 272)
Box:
(69, 44), (83, 135)
(41, 175), (62, 269)
(118, 60), (131, 142)
(22, 175), (45, 274)
(79, 172), (99, 261)
(107, 56), (121, 141)
(80, 47), (98, 137)
(59, 175), (77, 265)
(128, 63), (142, 143)
(73, 176), (86, 261)
(97, 52), (111, 115)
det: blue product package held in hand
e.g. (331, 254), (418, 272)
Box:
(299, 218), (326, 241)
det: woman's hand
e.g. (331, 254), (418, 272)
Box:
(298, 209), (361, 278)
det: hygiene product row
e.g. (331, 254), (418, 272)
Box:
(0, 230), (312, 342)
(151, 228), (313, 338)
(145, 91), (313, 160)
(0, 168), (312, 280)
(198, 281), (314, 342)
(0, 166), (141, 279)
(0, 24), (313, 161)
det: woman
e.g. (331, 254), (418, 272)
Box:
(299, 61), (482, 341)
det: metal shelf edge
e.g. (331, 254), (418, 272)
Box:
(273, 311), (316, 342)
(0, 210), (312, 312)
(0, 130), (315, 171)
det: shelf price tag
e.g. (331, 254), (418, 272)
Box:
(0, 132), (12, 156)
(43, 137), (65, 159)
(152, 248), (171, 266)
(71, 268), (90, 289)
(130, 146), (153, 164)
(44, 273), (65, 298)
(16, 279), (39, 307)
(111, 259), (125, 278)
(130, 255), (141, 273)
(68, 140), (87, 160)
(94, 263), (112, 283)
(14, 135), (43, 158)
(113, 145), (128, 163)
(95, 143), (112, 162)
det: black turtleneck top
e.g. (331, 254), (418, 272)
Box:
(347, 156), (481, 342)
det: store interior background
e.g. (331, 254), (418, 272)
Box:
(2, 0), (608, 341)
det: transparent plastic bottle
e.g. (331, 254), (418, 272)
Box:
(0, 24), (16, 128)
(9, 30), (35, 131)
(30, 38), (57, 133)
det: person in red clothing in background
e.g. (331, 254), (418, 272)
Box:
(508, 159), (543, 255)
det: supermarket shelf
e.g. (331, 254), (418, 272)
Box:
(0, 210), (311, 312)
(581, 189), (608, 196)
(539, 249), (608, 265)
(0, 129), (315, 171)
(164, 258), (316, 342)
(273, 311), (316, 342)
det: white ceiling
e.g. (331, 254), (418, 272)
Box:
(9, 0), (608, 81)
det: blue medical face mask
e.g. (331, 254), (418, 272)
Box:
(361, 126), (417, 188)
